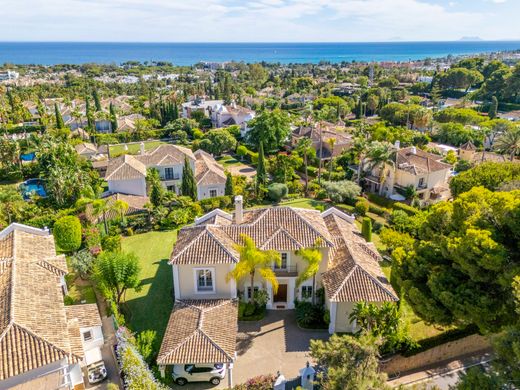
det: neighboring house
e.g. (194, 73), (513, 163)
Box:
(105, 144), (226, 200)
(75, 143), (99, 159)
(182, 98), (224, 119)
(365, 146), (452, 203)
(459, 140), (517, 164)
(291, 122), (353, 160)
(157, 198), (397, 384)
(116, 114), (145, 133)
(0, 70), (19, 81)
(194, 150), (227, 200)
(0, 223), (104, 390)
(86, 192), (150, 224)
(210, 102), (255, 136)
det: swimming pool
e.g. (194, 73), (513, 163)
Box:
(20, 178), (47, 199)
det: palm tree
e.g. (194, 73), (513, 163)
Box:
(494, 126), (520, 161)
(349, 302), (380, 333)
(76, 197), (112, 234)
(352, 137), (368, 185)
(295, 243), (322, 305)
(226, 234), (281, 306)
(296, 137), (313, 196)
(113, 199), (129, 224)
(364, 141), (396, 195)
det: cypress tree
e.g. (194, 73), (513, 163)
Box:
(489, 96), (498, 120)
(225, 172), (234, 196)
(362, 217), (372, 242)
(92, 89), (102, 111)
(109, 102), (118, 132)
(85, 97), (94, 130)
(181, 157), (197, 200)
(256, 142), (266, 191)
(54, 103), (65, 129)
(173, 103), (179, 121)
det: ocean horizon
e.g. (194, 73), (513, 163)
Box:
(1, 41), (519, 66)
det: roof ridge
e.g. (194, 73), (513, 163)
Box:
(170, 227), (208, 261)
(331, 263), (358, 301)
(206, 228), (239, 263)
(353, 265), (398, 301)
(260, 227), (302, 249)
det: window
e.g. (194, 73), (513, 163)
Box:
(418, 178), (425, 187)
(275, 253), (288, 269)
(196, 268), (214, 292)
(164, 167), (174, 180)
(247, 286), (259, 300)
(167, 185), (176, 192)
(82, 330), (92, 341)
(301, 286), (313, 300)
(209, 189), (218, 198)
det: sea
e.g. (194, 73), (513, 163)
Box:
(0, 41), (519, 66)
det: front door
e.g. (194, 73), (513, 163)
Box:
(273, 284), (288, 303)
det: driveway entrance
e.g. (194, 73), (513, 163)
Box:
(233, 310), (328, 386)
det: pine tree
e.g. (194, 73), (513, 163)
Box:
(109, 102), (118, 132)
(54, 103), (65, 129)
(181, 157), (197, 200)
(92, 89), (102, 111)
(430, 81), (442, 108)
(225, 172), (234, 196)
(256, 142), (266, 192)
(489, 96), (498, 120)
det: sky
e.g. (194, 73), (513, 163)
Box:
(1, 0), (519, 42)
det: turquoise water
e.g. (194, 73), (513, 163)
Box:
(21, 179), (46, 199)
(0, 41), (519, 65)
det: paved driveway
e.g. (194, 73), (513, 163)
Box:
(233, 310), (329, 386)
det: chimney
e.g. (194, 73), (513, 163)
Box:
(411, 146), (416, 155)
(139, 142), (145, 155)
(234, 195), (243, 224)
(394, 140), (400, 150)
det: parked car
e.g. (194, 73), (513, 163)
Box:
(87, 361), (108, 384)
(173, 363), (226, 386)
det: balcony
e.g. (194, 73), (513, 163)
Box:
(272, 265), (298, 277)
(161, 174), (180, 181)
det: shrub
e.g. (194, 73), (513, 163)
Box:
(244, 302), (256, 317)
(392, 202), (419, 216)
(70, 249), (95, 279)
(53, 216), (82, 252)
(136, 330), (157, 365)
(233, 374), (277, 390)
(354, 199), (369, 216)
(101, 234), (122, 252)
(295, 301), (327, 329)
(322, 180), (361, 203)
(267, 183), (288, 203)
(362, 217), (372, 242)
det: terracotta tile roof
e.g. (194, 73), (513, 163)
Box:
(143, 144), (195, 166)
(194, 150), (226, 187)
(105, 154), (147, 181)
(397, 147), (452, 175)
(0, 224), (83, 381)
(322, 212), (398, 303)
(65, 304), (102, 329)
(75, 143), (97, 155)
(157, 299), (238, 365)
(460, 141), (476, 151)
(171, 226), (239, 265)
(86, 193), (149, 223)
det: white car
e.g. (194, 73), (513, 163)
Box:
(173, 363), (226, 386)
(87, 361), (107, 384)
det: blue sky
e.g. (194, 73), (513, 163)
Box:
(2, 0), (519, 42)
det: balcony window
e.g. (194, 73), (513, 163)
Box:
(275, 253), (288, 270)
(209, 189), (218, 198)
(301, 286), (313, 300)
(164, 168), (174, 180)
(195, 268), (214, 293)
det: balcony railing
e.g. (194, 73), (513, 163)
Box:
(161, 174), (180, 181)
(272, 265), (298, 277)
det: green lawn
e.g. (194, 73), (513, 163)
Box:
(216, 154), (244, 168)
(122, 230), (178, 342)
(109, 140), (166, 157)
(279, 198), (327, 210)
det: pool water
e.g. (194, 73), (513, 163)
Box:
(21, 179), (47, 199)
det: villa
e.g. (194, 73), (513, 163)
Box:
(365, 145), (453, 203)
(0, 223), (104, 390)
(157, 197), (397, 385)
(291, 122), (353, 161)
(105, 143), (226, 200)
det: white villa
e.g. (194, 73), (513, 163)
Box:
(157, 197), (397, 385)
(365, 145), (453, 203)
(0, 223), (104, 390)
(105, 144), (226, 200)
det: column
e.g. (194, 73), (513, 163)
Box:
(227, 363), (234, 388)
(328, 302), (337, 334)
(159, 365), (165, 378)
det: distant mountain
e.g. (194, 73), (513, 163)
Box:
(459, 36), (484, 41)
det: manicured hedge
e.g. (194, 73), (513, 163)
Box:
(53, 216), (82, 252)
(402, 325), (479, 357)
(393, 202), (419, 216)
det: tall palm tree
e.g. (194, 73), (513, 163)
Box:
(494, 126), (520, 161)
(295, 243), (322, 305)
(296, 137), (313, 196)
(226, 234), (281, 306)
(364, 141), (396, 195)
